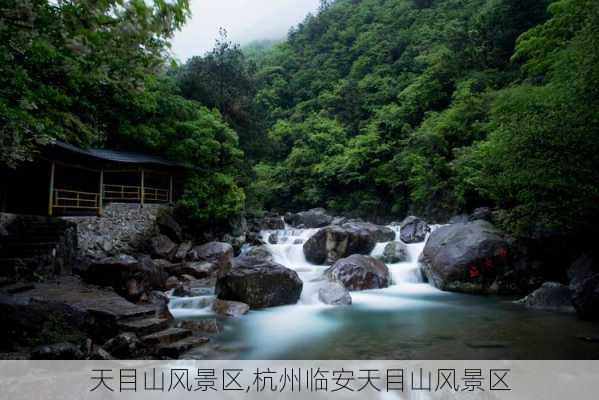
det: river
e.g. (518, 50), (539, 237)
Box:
(170, 223), (599, 359)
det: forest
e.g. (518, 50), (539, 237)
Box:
(1, 0), (598, 239)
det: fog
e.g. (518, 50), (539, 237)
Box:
(171, 0), (321, 62)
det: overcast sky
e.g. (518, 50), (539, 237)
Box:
(171, 0), (321, 62)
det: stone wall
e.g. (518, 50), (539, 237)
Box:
(63, 203), (172, 260)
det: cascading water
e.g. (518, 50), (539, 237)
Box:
(169, 219), (599, 360)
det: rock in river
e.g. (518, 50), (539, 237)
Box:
(380, 241), (409, 264)
(325, 255), (390, 291)
(303, 222), (394, 265)
(399, 216), (430, 244)
(517, 282), (574, 312)
(318, 282), (352, 305)
(216, 258), (303, 308)
(420, 220), (513, 294)
(284, 208), (334, 228)
(187, 242), (233, 275)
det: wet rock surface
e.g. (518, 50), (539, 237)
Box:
(380, 241), (409, 264)
(420, 220), (515, 294)
(325, 255), (390, 291)
(318, 282), (352, 305)
(399, 216), (430, 244)
(285, 208), (334, 228)
(303, 222), (393, 265)
(212, 299), (250, 317)
(517, 282), (574, 312)
(216, 257), (303, 308)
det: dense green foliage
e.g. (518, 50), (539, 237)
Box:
(247, 0), (598, 235)
(174, 30), (268, 162)
(0, 0), (244, 226)
(2, 0), (597, 236)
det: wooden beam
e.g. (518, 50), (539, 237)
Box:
(169, 175), (173, 204)
(140, 168), (145, 208)
(48, 161), (55, 216)
(98, 168), (104, 216)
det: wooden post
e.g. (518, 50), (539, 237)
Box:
(140, 168), (145, 208)
(98, 168), (104, 216)
(169, 175), (173, 204)
(48, 161), (55, 216)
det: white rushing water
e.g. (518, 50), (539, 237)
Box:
(168, 220), (448, 357)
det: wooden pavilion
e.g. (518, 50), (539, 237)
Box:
(0, 141), (189, 216)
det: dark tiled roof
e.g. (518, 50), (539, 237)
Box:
(52, 141), (188, 168)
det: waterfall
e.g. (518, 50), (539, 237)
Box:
(260, 223), (432, 306)
(168, 294), (215, 318)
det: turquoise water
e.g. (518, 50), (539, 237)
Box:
(173, 225), (599, 360)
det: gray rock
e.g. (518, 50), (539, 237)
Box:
(31, 342), (84, 360)
(381, 241), (409, 264)
(216, 258), (303, 308)
(448, 214), (469, 224)
(245, 246), (274, 262)
(187, 242), (233, 275)
(103, 333), (146, 359)
(156, 213), (183, 243)
(303, 222), (392, 265)
(285, 208), (334, 228)
(342, 221), (396, 242)
(83, 255), (167, 301)
(399, 216), (430, 243)
(318, 282), (352, 305)
(268, 232), (278, 244)
(325, 255), (390, 291)
(166, 276), (180, 290)
(517, 282), (574, 312)
(572, 273), (599, 321)
(420, 220), (513, 294)
(173, 241), (193, 261)
(89, 346), (114, 360)
(212, 299), (250, 317)
(151, 234), (177, 260)
(260, 216), (285, 230)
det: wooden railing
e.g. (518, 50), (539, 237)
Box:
(103, 184), (141, 201)
(52, 189), (99, 211)
(103, 185), (169, 203)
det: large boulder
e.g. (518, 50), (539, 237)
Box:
(517, 282), (574, 312)
(285, 208), (334, 228)
(150, 235), (177, 260)
(156, 213), (183, 243)
(572, 273), (599, 321)
(318, 282), (352, 305)
(399, 216), (430, 243)
(380, 241), (409, 264)
(420, 220), (515, 294)
(303, 222), (393, 265)
(216, 258), (303, 308)
(82, 255), (167, 301)
(325, 255), (390, 291)
(187, 242), (233, 275)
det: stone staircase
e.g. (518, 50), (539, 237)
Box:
(116, 315), (209, 358)
(0, 215), (77, 281)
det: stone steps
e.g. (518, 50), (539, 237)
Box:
(118, 317), (171, 336)
(141, 327), (192, 346)
(156, 336), (209, 358)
